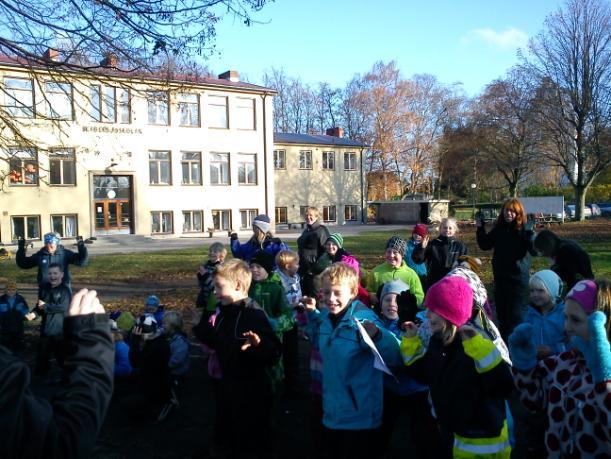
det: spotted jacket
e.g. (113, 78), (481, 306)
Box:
(512, 350), (611, 458)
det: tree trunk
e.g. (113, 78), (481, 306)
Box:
(574, 184), (588, 221)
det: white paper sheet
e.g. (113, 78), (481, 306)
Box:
(354, 318), (396, 379)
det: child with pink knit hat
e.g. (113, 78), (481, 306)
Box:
(509, 279), (611, 458)
(401, 276), (514, 458)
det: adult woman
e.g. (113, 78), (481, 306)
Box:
(476, 198), (536, 339)
(296, 207), (329, 296)
(230, 214), (287, 264)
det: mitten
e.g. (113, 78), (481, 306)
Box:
(397, 290), (419, 324)
(230, 232), (238, 240)
(571, 311), (611, 383)
(508, 323), (537, 371)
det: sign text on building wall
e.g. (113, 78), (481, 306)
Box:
(82, 126), (143, 134)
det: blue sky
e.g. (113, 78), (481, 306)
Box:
(209, 0), (563, 96)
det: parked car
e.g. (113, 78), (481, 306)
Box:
(589, 203), (602, 217)
(597, 202), (611, 216)
(565, 204), (595, 219)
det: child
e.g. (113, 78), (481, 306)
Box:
(195, 242), (226, 310)
(412, 217), (468, 290)
(144, 294), (164, 324)
(275, 249), (308, 332)
(406, 223), (428, 286)
(367, 236), (425, 306)
(302, 262), (402, 459)
(111, 327), (132, 378)
(230, 213), (288, 263)
(0, 279), (31, 352)
(401, 276), (514, 458)
(35, 263), (72, 378)
(509, 279), (611, 458)
(192, 259), (281, 459)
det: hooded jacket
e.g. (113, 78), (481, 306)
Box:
(412, 235), (467, 288)
(230, 234), (288, 264)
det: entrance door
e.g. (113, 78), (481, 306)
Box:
(93, 175), (133, 234)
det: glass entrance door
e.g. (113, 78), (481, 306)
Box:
(93, 175), (132, 234)
(95, 200), (131, 230)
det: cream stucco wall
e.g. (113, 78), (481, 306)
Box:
(0, 65), (275, 244)
(273, 143), (365, 225)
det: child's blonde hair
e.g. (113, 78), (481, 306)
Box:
(321, 262), (359, 297)
(163, 310), (184, 334)
(275, 249), (299, 271)
(209, 242), (227, 258)
(440, 217), (458, 234)
(306, 206), (320, 218)
(214, 259), (252, 292)
(111, 330), (124, 343)
(595, 278), (611, 339)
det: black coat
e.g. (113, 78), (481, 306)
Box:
(38, 283), (72, 337)
(296, 221), (330, 275)
(16, 242), (89, 288)
(552, 239), (594, 290)
(412, 236), (468, 288)
(0, 313), (113, 459)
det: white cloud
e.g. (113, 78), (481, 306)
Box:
(464, 27), (529, 49)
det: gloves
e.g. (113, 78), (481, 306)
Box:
(271, 237), (282, 245)
(397, 290), (419, 324)
(571, 311), (611, 383)
(508, 323), (537, 371)
(230, 232), (238, 241)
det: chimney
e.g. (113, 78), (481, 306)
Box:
(43, 48), (60, 62)
(100, 53), (119, 68)
(218, 70), (240, 82)
(326, 127), (344, 138)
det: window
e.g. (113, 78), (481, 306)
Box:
(236, 97), (255, 130)
(11, 215), (40, 240)
(240, 209), (258, 229)
(322, 151), (335, 170)
(181, 151), (201, 185)
(208, 95), (228, 128)
(8, 148), (38, 185)
(299, 150), (312, 169)
(323, 205), (336, 222)
(344, 152), (357, 171)
(178, 93), (200, 127)
(3, 77), (34, 117)
(344, 205), (357, 221)
(275, 207), (288, 224)
(210, 153), (230, 185)
(147, 91), (169, 125)
(151, 211), (173, 234)
(51, 214), (77, 237)
(183, 210), (203, 233)
(149, 151), (171, 185)
(212, 209), (231, 231)
(89, 85), (130, 123)
(299, 206), (309, 219)
(44, 81), (72, 120)
(273, 149), (286, 169)
(238, 153), (257, 185)
(49, 148), (76, 185)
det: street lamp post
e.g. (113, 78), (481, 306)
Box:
(471, 183), (477, 220)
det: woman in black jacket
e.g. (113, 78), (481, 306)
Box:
(476, 198), (536, 339)
(296, 207), (330, 296)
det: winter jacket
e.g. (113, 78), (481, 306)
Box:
(230, 234), (288, 263)
(248, 275), (294, 334)
(167, 333), (190, 377)
(367, 261), (425, 306)
(114, 340), (132, 377)
(275, 269), (302, 308)
(0, 293), (29, 335)
(196, 259), (221, 310)
(406, 239), (427, 277)
(0, 312), (113, 459)
(522, 302), (567, 355)
(412, 235), (468, 288)
(312, 249), (361, 276)
(128, 332), (171, 404)
(16, 241), (88, 288)
(297, 221), (330, 275)
(513, 350), (611, 458)
(551, 238), (594, 290)
(401, 332), (514, 449)
(307, 300), (402, 430)
(38, 283), (71, 337)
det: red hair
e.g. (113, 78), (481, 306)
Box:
(497, 198), (527, 229)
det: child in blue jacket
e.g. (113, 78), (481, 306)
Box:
(0, 279), (31, 352)
(230, 214), (288, 264)
(302, 262), (402, 459)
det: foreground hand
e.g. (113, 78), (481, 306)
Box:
(300, 296), (317, 311)
(67, 289), (105, 316)
(508, 323), (537, 371)
(421, 235), (430, 248)
(458, 325), (479, 341)
(402, 321), (419, 338)
(241, 331), (261, 351)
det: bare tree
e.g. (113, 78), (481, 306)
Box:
(521, 0), (611, 220)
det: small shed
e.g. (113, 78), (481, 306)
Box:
(368, 200), (450, 224)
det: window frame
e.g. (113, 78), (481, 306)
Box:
(51, 214), (78, 238)
(236, 97), (256, 130)
(344, 152), (357, 171)
(44, 80), (73, 120)
(180, 151), (202, 185)
(211, 209), (232, 231)
(147, 90), (170, 126)
(275, 207), (288, 224)
(11, 215), (41, 241)
(177, 92), (200, 127)
(209, 152), (230, 186)
(344, 205), (357, 222)
(148, 150), (172, 185)
(239, 209), (258, 229)
(151, 211), (173, 234)
(299, 206), (309, 220)
(182, 210), (204, 233)
(3, 76), (34, 118)
(322, 151), (335, 170)
(323, 205), (337, 223)
(49, 148), (76, 186)
(299, 150), (312, 170)
(237, 153), (257, 185)
(207, 95), (229, 129)
(8, 147), (38, 186)
(273, 149), (286, 169)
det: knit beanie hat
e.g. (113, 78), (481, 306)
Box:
(424, 276), (473, 327)
(116, 311), (136, 332)
(412, 224), (428, 238)
(326, 233), (344, 248)
(44, 232), (60, 245)
(566, 280), (598, 314)
(386, 236), (407, 257)
(530, 270), (563, 302)
(253, 214), (271, 234)
(145, 295), (160, 309)
(250, 250), (275, 275)
(380, 280), (409, 304)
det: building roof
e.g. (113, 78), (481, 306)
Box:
(274, 132), (369, 148)
(0, 55), (274, 93)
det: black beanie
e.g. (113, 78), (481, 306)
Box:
(250, 251), (275, 274)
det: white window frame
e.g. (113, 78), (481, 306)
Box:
(273, 149), (286, 169)
(323, 205), (336, 223)
(208, 95), (228, 129)
(89, 85), (130, 124)
(344, 205), (357, 222)
(147, 91), (169, 125)
(299, 150), (312, 169)
(178, 93), (200, 127)
(275, 207), (288, 224)
(151, 211), (173, 234)
(3, 77), (34, 118)
(44, 81), (73, 120)
(182, 210), (204, 233)
(8, 147), (38, 186)
(210, 152), (230, 185)
(344, 152), (357, 171)
(181, 151), (202, 185)
(237, 153), (257, 185)
(49, 148), (76, 186)
(212, 209), (232, 231)
(236, 97), (255, 130)
(11, 215), (40, 241)
(322, 151), (335, 170)
(239, 209), (258, 229)
(51, 214), (78, 237)
(149, 150), (172, 185)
